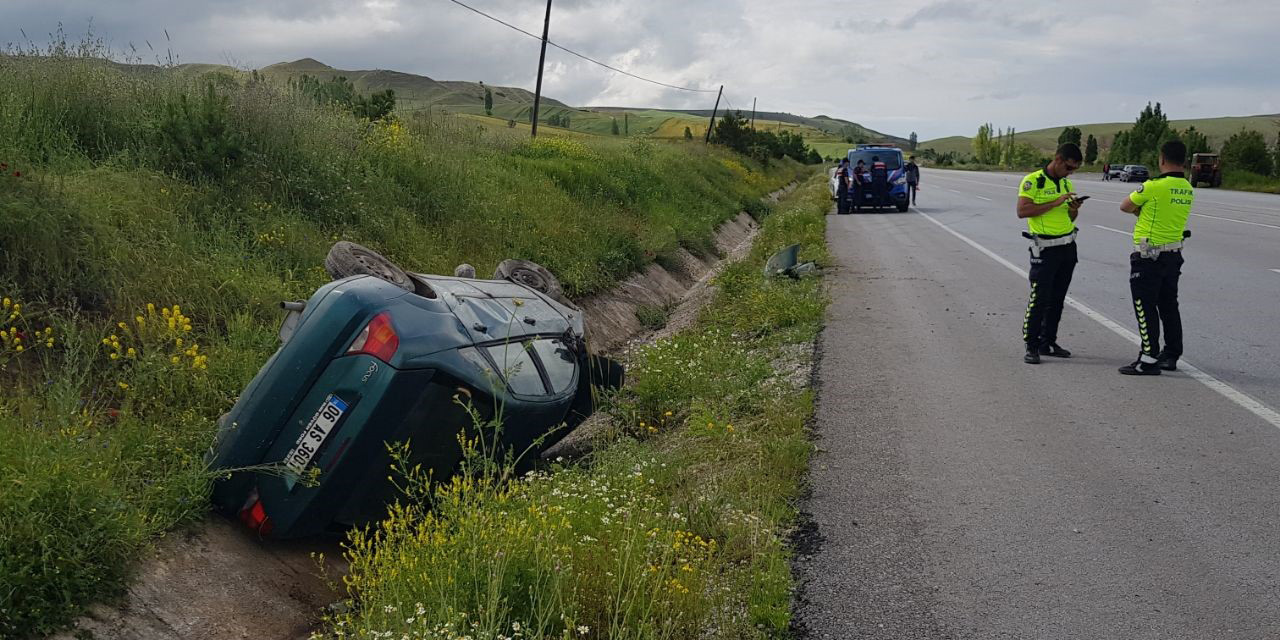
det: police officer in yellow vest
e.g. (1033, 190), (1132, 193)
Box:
(1118, 140), (1194, 375)
(1017, 143), (1084, 364)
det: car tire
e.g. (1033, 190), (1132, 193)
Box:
(897, 202), (910, 212)
(324, 241), (414, 292)
(494, 259), (566, 301)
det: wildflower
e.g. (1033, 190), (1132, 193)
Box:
(118, 381), (129, 390)
(126, 348), (137, 358)
(110, 353), (120, 360)
(14, 345), (22, 352)
(577, 626), (589, 635)
(12, 171), (20, 177)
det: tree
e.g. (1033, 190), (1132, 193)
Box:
(1085, 134), (1098, 164)
(1181, 126), (1211, 156)
(683, 126), (693, 141)
(611, 118), (620, 135)
(1057, 126), (1083, 147)
(712, 111), (752, 153)
(909, 131), (918, 151)
(806, 148), (823, 164)
(973, 123), (999, 165)
(1111, 102), (1174, 167)
(1220, 128), (1273, 176)
(484, 86), (493, 116)
(351, 89), (395, 121)
(1274, 133), (1280, 178)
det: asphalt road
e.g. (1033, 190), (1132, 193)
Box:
(793, 170), (1280, 639)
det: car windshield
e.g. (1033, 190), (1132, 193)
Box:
(1131, 166), (1148, 171)
(847, 149), (902, 170)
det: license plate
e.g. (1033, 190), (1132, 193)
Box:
(284, 394), (348, 476)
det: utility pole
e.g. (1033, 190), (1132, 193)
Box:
(750, 97), (756, 131)
(704, 85), (723, 143)
(624, 112), (629, 136)
(530, 0), (553, 138)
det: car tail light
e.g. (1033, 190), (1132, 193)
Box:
(347, 312), (399, 362)
(237, 487), (274, 536)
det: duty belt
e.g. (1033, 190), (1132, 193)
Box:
(1021, 229), (1077, 258)
(1135, 230), (1191, 259)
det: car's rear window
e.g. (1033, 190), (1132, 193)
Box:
(532, 339), (576, 394)
(486, 342), (546, 396)
(847, 149), (903, 170)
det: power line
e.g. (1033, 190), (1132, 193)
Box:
(443, 0), (718, 93)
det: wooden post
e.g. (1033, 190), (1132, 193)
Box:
(704, 85), (723, 143)
(530, 0), (553, 138)
(750, 97), (756, 130)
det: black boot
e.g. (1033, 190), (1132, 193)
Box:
(1038, 342), (1072, 358)
(1024, 344), (1041, 364)
(1119, 356), (1162, 376)
(1156, 351), (1179, 371)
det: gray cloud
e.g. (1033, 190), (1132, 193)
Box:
(3, 0), (1278, 139)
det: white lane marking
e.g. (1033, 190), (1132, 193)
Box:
(975, 195), (992, 201)
(912, 207), (1280, 431)
(1191, 212), (1280, 230)
(947, 188), (963, 194)
(1092, 224), (1129, 235)
(1271, 269), (1280, 274)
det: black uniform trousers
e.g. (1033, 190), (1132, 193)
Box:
(1023, 241), (1077, 348)
(1129, 250), (1184, 358)
(836, 185), (849, 214)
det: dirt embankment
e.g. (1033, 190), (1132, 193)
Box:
(51, 181), (797, 640)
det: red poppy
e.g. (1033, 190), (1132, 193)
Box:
(12, 171), (20, 178)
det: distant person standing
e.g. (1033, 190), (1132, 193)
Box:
(1117, 140), (1194, 375)
(904, 155), (921, 205)
(835, 158), (852, 215)
(852, 159), (867, 210)
(1103, 162), (1111, 181)
(1017, 143), (1084, 364)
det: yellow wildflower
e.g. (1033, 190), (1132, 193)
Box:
(118, 381), (129, 390)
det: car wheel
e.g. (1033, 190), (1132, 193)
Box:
(897, 202), (910, 212)
(494, 259), (566, 301)
(324, 241), (414, 291)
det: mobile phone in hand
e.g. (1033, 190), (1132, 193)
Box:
(1071, 195), (1091, 203)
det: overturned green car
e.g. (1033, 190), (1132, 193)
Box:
(208, 243), (622, 539)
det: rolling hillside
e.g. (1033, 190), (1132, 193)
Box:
(921, 114), (1280, 157)
(253, 60), (901, 152)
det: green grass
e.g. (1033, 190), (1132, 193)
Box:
(325, 175), (832, 640)
(0, 49), (811, 638)
(1221, 169), (1280, 194)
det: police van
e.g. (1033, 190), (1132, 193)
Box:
(844, 145), (910, 212)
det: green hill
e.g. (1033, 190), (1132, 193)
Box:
(921, 114), (1280, 157)
(90, 57), (902, 158)
(254, 60), (904, 151)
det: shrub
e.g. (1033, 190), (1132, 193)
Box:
(158, 83), (244, 180)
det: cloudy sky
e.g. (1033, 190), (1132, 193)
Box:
(3, 0), (1277, 139)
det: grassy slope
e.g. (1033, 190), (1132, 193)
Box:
(327, 175), (832, 640)
(0, 53), (810, 637)
(920, 114), (1280, 156)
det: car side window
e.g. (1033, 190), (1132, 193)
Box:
(485, 342), (546, 396)
(531, 338), (577, 395)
